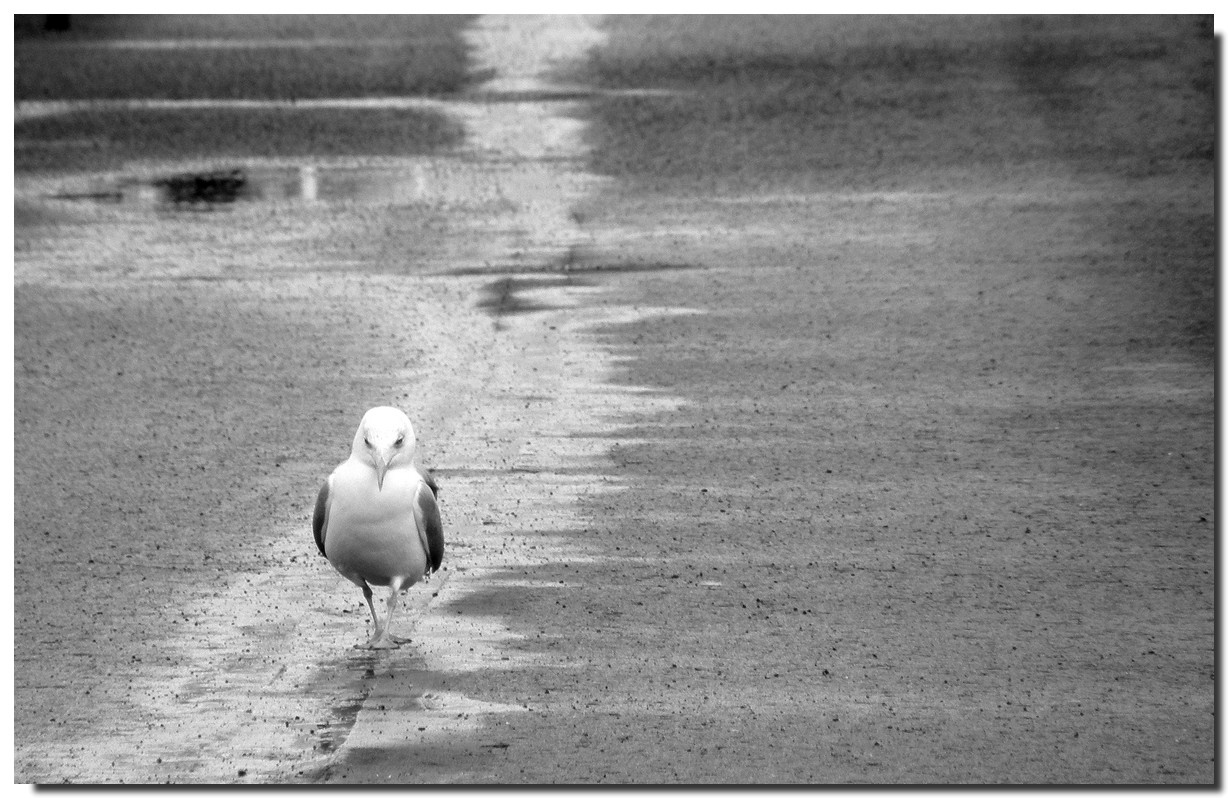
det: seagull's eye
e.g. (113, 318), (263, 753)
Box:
(364, 437), (372, 448)
(395, 436), (404, 447)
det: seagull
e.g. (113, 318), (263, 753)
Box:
(313, 406), (444, 649)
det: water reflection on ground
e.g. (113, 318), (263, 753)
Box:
(49, 163), (440, 207)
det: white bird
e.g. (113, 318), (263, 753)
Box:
(313, 406), (444, 649)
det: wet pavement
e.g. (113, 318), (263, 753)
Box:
(14, 15), (1214, 784)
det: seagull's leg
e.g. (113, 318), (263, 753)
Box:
(360, 583), (384, 648)
(367, 580), (404, 650)
(389, 588), (414, 645)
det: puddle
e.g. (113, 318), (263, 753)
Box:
(24, 37), (432, 50)
(38, 158), (583, 213)
(48, 163), (449, 207)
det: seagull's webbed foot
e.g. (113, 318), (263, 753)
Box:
(362, 636), (401, 650)
(354, 638), (397, 650)
(369, 584), (412, 649)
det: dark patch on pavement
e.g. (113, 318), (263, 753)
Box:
(476, 276), (566, 319)
(156, 168), (248, 205)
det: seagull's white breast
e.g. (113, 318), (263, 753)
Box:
(324, 459), (428, 588)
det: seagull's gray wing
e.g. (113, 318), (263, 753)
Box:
(312, 478), (331, 557)
(413, 479), (444, 574)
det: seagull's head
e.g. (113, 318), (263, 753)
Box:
(351, 406), (417, 490)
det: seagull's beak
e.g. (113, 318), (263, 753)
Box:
(373, 452), (389, 491)
(372, 448), (397, 491)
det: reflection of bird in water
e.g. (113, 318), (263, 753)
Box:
(313, 406), (445, 650)
(158, 168), (247, 204)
